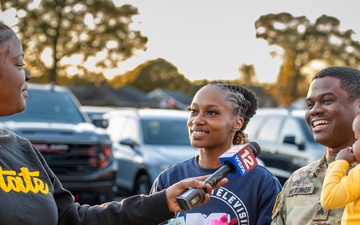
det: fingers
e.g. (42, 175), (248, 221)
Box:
(180, 176), (207, 189)
(214, 177), (229, 188)
(346, 146), (353, 153)
(203, 177), (228, 194)
(193, 193), (211, 208)
(166, 175), (228, 213)
(336, 146), (356, 164)
(185, 175), (228, 190)
(165, 177), (207, 213)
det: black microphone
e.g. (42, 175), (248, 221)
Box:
(176, 141), (261, 211)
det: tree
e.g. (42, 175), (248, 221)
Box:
(255, 13), (360, 105)
(238, 64), (258, 85)
(111, 58), (198, 96)
(1, 0), (147, 85)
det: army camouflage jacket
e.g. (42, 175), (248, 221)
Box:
(271, 154), (345, 225)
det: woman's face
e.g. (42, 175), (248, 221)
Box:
(0, 34), (28, 116)
(187, 85), (240, 152)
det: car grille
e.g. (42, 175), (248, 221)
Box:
(34, 143), (100, 175)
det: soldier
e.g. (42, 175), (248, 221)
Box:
(271, 66), (360, 224)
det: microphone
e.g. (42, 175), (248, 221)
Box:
(176, 141), (261, 211)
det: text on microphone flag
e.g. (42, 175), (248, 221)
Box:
(219, 144), (258, 177)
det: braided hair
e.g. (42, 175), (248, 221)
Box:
(208, 81), (258, 145)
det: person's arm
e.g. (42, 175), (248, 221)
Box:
(31, 145), (228, 225)
(166, 176), (228, 212)
(57, 175), (227, 225)
(321, 146), (360, 209)
(321, 159), (360, 209)
(55, 181), (173, 225)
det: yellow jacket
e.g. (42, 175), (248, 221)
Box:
(321, 160), (360, 224)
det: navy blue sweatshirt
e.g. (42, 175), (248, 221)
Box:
(151, 156), (282, 225)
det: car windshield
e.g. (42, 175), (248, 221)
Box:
(0, 89), (85, 124)
(142, 119), (190, 145)
(298, 116), (317, 143)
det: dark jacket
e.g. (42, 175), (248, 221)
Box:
(0, 129), (174, 225)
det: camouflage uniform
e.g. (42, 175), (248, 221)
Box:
(271, 154), (345, 225)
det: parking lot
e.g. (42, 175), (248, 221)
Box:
(2, 90), (327, 203)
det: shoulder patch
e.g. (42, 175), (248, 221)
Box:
(313, 203), (329, 221)
(286, 184), (316, 197)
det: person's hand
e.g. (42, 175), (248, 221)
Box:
(336, 146), (356, 165)
(165, 175), (228, 213)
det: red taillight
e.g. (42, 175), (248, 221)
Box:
(99, 145), (112, 168)
(104, 147), (111, 158)
(73, 193), (80, 202)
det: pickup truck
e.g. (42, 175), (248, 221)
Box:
(0, 83), (117, 204)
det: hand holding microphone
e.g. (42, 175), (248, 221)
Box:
(176, 141), (261, 211)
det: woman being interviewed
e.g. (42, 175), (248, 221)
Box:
(151, 81), (282, 225)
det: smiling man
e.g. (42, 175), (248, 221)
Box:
(271, 66), (360, 225)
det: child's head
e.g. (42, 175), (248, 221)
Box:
(351, 114), (360, 161)
(353, 114), (360, 136)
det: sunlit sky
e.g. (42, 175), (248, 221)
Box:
(2, 0), (360, 83)
(114, 0), (360, 83)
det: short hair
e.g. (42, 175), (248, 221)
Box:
(313, 66), (360, 102)
(0, 22), (14, 46)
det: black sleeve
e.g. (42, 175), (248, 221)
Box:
(58, 190), (175, 225)
(33, 147), (174, 225)
(86, 191), (174, 225)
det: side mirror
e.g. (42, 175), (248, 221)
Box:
(120, 138), (138, 149)
(283, 135), (296, 145)
(89, 115), (108, 129)
(283, 135), (305, 150)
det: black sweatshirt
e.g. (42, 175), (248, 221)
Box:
(0, 129), (174, 224)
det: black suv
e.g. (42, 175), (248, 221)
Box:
(246, 108), (326, 185)
(0, 83), (117, 204)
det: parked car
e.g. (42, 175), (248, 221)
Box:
(103, 108), (199, 196)
(0, 83), (117, 204)
(80, 105), (117, 128)
(246, 108), (326, 185)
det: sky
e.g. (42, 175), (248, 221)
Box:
(112, 0), (360, 83)
(2, 1), (360, 83)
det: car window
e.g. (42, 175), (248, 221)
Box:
(0, 89), (84, 123)
(107, 116), (126, 142)
(107, 116), (139, 143)
(246, 116), (265, 137)
(142, 119), (190, 145)
(278, 117), (304, 145)
(257, 116), (283, 142)
(298, 116), (317, 143)
(121, 117), (139, 143)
